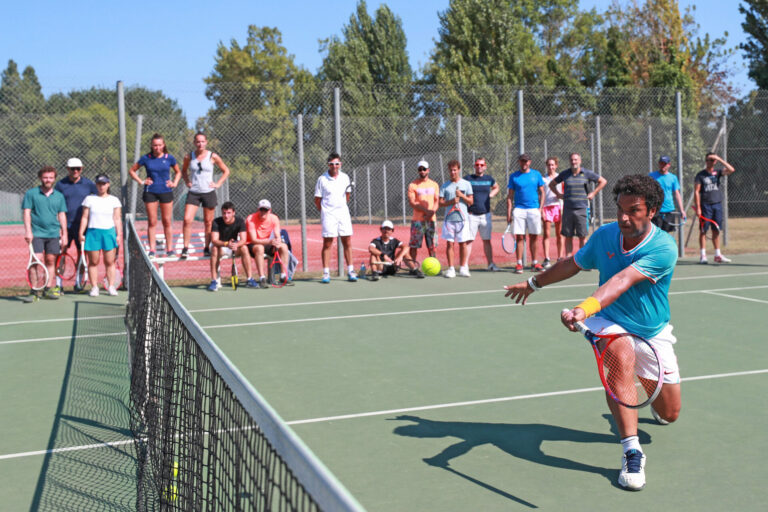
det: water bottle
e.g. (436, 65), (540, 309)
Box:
(360, 263), (366, 278)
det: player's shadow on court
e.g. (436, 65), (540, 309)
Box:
(392, 414), (651, 507)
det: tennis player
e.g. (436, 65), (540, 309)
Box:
(314, 152), (356, 283)
(128, 133), (181, 258)
(694, 152), (735, 264)
(439, 160), (473, 278)
(367, 220), (420, 280)
(78, 174), (122, 297)
(504, 174), (682, 491)
(464, 157), (501, 271)
(506, 153), (546, 273)
(541, 157), (565, 266)
(55, 157), (97, 286)
(649, 156), (684, 233)
(246, 199), (290, 288)
(208, 202), (256, 291)
(406, 160), (440, 261)
(22, 166), (68, 299)
(180, 132), (231, 259)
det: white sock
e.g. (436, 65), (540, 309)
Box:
(323, 267), (330, 275)
(621, 435), (642, 453)
(259, 275), (266, 280)
(348, 264), (354, 272)
(715, 248), (722, 257)
(700, 249), (706, 257)
(532, 260), (538, 264)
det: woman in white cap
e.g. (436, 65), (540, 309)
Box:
(180, 132), (231, 259)
(78, 174), (123, 296)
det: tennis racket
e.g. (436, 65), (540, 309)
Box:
(230, 243), (238, 291)
(56, 248), (77, 281)
(75, 243), (88, 292)
(563, 310), (663, 409)
(26, 243), (49, 291)
(697, 213), (719, 240)
(661, 211), (687, 228)
(345, 181), (355, 202)
(502, 223), (516, 254)
(370, 257), (421, 276)
(270, 246), (288, 288)
(445, 204), (465, 235)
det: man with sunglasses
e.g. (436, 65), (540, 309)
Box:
(246, 199), (291, 287)
(406, 160), (440, 263)
(465, 157), (501, 271)
(55, 157), (96, 292)
(694, 152), (735, 264)
(314, 152), (356, 283)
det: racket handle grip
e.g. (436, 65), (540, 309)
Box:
(561, 308), (591, 336)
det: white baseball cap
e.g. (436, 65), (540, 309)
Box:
(381, 220), (394, 229)
(417, 160), (429, 169)
(66, 158), (83, 168)
(258, 199), (271, 209)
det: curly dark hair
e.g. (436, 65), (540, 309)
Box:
(612, 174), (663, 213)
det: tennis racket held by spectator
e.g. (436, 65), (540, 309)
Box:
(26, 243), (49, 291)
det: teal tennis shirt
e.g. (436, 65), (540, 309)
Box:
(22, 186), (67, 238)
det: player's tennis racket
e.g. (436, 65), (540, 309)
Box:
(564, 310), (663, 409)
(75, 243), (88, 292)
(697, 213), (719, 240)
(270, 246), (288, 288)
(345, 181), (355, 202)
(56, 248), (77, 281)
(230, 243), (238, 291)
(502, 223), (516, 254)
(26, 243), (49, 291)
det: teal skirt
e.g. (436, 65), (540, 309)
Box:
(84, 227), (118, 252)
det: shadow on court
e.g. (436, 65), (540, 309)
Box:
(29, 301), (136, 511)
(392, 414), (652, 507)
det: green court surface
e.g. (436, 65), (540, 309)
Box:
(1, 254), (767, 510)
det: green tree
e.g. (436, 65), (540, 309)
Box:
(739, 0), (768, 89)
(0, 60), (45, 113)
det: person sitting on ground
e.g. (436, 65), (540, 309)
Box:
(368, 220), (422, 280)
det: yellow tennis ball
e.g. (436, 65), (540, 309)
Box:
(422, 257), (441, 276)
(163, 484), (178, 502)
(172, 461), (179, 479)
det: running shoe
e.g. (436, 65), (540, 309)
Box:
(207, 280), (219, 292)
(259, 276), (270, 288)
(246, 278), (260, 288)
(714, 254), (731, 263)
(514, 263), (523, 274)
(458, 266), (471, 277)
(532, 263), (544, 272)
(321, 274), (331, 284)
(651, 406), (670, 426)
(348, 270), (358, 282)
(180, 247), (189, 259)
(487, 262), (500, 272)
(444, 267), (456, 278)
(618, 449), (646, 491)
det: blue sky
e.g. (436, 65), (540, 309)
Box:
(0, 1), (752, 124)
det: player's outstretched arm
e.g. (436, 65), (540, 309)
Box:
(504, 257), (580, 305)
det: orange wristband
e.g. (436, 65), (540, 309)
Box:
(575, 297), (602, 318)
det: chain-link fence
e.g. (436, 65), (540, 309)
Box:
(1, 84), (766, 290)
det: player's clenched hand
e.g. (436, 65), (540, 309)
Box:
(503, 281), (534, 305)
(560, 308), (585, 331)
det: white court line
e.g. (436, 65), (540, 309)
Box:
(2, 368), (765, 461)
(0, 314), (123, 327)
(703, 291), (768, 304)
(3, 285), (768, 345)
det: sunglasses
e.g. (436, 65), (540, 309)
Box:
(474, 163), (486, 167)
(69, 167), (82, 171)
(259, 208), (269, 212)
(418, 167), (428, 171)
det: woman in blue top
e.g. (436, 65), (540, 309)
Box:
(129, 133), (181, 258)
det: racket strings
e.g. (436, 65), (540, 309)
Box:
(600, 337), (640, 406)
(28, 263), (48, 290)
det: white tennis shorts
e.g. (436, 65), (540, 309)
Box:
(321, 209), (353, 238)
(584, 316), (681, 385)
(468, 212), (493, 241)
(513, 207), (542, 235)
(442, 220), (471, 243)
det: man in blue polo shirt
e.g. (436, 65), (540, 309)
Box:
(506, 153), (545, 273)
(22, 166), (68, 300)
(649, 156), (684, 234)
(465, 157), (501, 271)
(55, 157), (97, 279)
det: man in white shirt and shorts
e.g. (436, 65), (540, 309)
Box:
(314, 152), (357, 283)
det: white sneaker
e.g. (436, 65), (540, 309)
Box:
(618, 449), (646, 491)
(699, 255), (708, 264)
(651, 406), (669, 426)
(458, 266), (471, 277)
(714, 254), (731, 263)
(444, 267), (456, 278)
(108, 286), (118, 296)
(487, 262), (500, 272)
(89, 287), (100, 297)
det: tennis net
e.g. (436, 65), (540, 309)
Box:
(124, 216), (363, 511)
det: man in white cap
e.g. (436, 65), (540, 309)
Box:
(246, 199), (291, 288)
(406, 159), (440, 263)
(55, 157), (97, 291)
(367, 220), (421, 280)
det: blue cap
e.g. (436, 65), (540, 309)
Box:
(659, 156), (671, 164)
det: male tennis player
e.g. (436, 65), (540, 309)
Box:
(208, 202), (256, 291)
(504, 174), (681, 491)
(694, 152), (735, 264)
(439, 160), (473, 278)
(367, 220), (420, 280)
(464, 157), (501, 271)
(649, 156), (684, 233)
(406, 160), (440, 261)
(314, 152), (356, 283)
(246, 199), (290, 288)
(22, 166), (68, 300)
(506, 153), (546, 273)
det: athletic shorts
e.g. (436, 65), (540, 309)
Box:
(542, 204), (562, 224)
(651, 212), (676, 233)
(585, 316), (681, 385)
(185, 190), (218, 209)
(248, 243), (277, 258)
(32, 237), (61, 255)
(468, 212), (492, 241)
(561, 207), (588, 237)
(700, 202), (723, 233)
(143, 191), (174, 204)
(512, 207), (542, 235)
(83, 227), (118, 252)
(321, 209), (353, 238)
(65, 226), (83, 250)
(442, 220), (471, 243)
(409, 221), (437, 249)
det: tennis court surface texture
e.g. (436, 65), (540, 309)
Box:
(1, 253), (766, 511)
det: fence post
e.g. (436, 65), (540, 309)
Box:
(439, 153), (445, 184)
(117, 81), (128, 221)
(517, 89), (525, 155)
(334, 86), (343, 275)
(590, 133), (595, 170)
(457, 115), (462, 168)
(353, 168), (357, 219)
(401, 161), (406, 225)
(596, 116), (603, 226)
(297, 114), (308, 272)
(505, 145), (509, 184)
(675, 91), (684, 256)
(383, 164), (388, 220)
(648, 125), (653, 172)
(722, 114), (728, 246)
(367, 166), (372, 224)
(131, 114), (143, 216)
(283, 168), (288, 221)
(543, 139), (548, 160)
